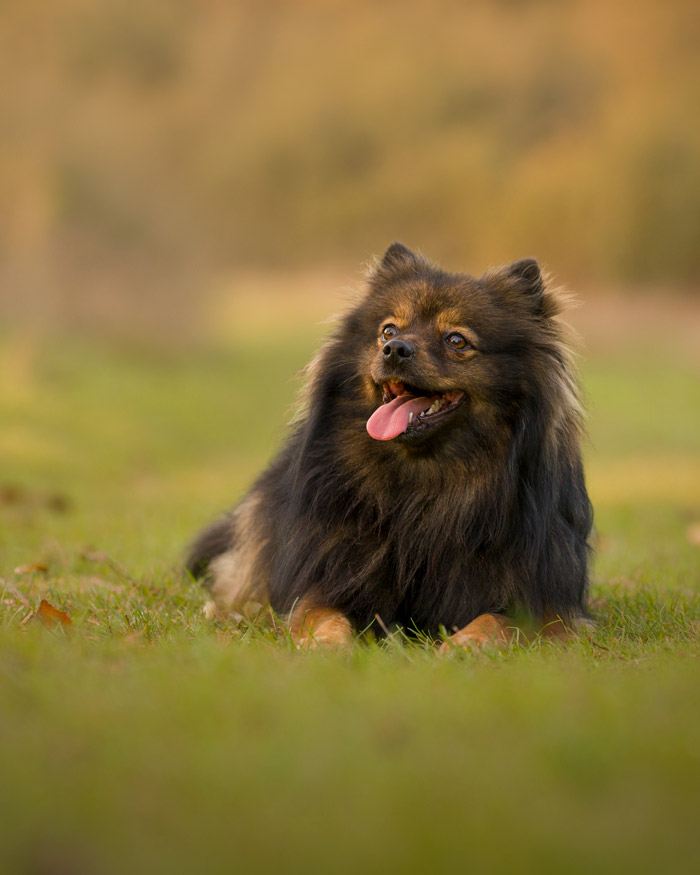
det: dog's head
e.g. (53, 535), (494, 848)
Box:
(349, 242), (568, 449)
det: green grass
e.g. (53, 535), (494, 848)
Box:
(1, 331), (699, 875)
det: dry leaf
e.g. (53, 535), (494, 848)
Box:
(0, 483), (24, 504)
(36, 599), (72, 628)
(46, 492), (71, 513)
(14, 563), (48, 574)
(1, 583), (31, 607)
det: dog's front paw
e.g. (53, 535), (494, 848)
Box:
(295, 628), (353, 651)
(439, 613), (511, 654)
(289, 600), (354, 651)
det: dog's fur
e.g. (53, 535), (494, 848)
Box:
(186, 243), (593, 649)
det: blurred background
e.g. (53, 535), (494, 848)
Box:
(1, 0), (698, 566)
(1, 0), (699, 339)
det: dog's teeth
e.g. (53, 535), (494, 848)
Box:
(408, 412), (414, 425)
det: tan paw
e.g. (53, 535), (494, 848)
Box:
(295, 628), (352, 651)
(289, 598), (353, 650)
(439, 613), (511, 654)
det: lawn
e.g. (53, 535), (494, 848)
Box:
(1, 303), (699, 875)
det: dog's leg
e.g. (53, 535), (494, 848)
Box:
(289, 597), (354, 650)
(440, 613), (594, 653)
(439, 613), (513, 653)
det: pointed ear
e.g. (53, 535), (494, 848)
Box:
(507, 258), (543, 296)
(380, 241), (418, 271)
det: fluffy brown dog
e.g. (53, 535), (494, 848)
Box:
(187, 243), (593, 650)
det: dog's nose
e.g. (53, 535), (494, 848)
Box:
(382, 338), (414, 361)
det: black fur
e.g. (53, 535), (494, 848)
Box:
(186, 515), (234, 579)
(187, 244), (593, 636)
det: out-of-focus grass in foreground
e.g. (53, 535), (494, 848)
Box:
(1, 312), (699, 874)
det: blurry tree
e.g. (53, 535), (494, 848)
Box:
(0, 0), (698, 337)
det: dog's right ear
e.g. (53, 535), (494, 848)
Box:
(506, 258), (544, 297)
(380, 242), (418, 271)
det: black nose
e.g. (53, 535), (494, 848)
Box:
(382, 338), (414, 361)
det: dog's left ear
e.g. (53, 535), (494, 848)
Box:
(506, 258), (544, 298)
(380, 241), (419, 271)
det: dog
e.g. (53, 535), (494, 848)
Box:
(186, 243), (593, 650)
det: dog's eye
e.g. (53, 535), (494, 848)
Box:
(446, 333), (469, 350)
(381, 324), (398, 341)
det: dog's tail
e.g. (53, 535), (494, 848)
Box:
(185, 515), (234, 580)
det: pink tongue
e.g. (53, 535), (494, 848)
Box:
(366, 394), (433, 441)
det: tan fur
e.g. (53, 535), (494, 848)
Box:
(380, 309), (409, 329)
(204, 492), (268, 618)
(289, 597), (353, 649)
(289, 342), (329, 425)
(434, 309), (476, 337)
(439, 613), (514, 653)
(440, 612), (593, 652)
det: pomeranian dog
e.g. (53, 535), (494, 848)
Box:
(186, 243), (593, 650)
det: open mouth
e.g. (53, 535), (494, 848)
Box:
(367, 380), (464, 441)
